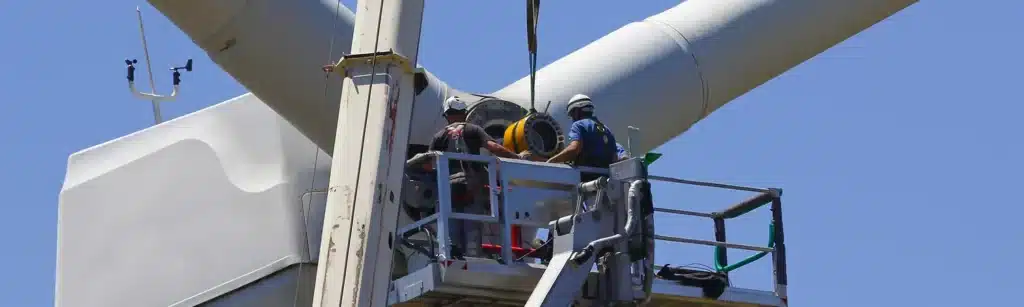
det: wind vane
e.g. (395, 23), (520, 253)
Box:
(124, 6), (193, 125)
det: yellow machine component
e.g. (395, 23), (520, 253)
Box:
(503, 112), (565, 159)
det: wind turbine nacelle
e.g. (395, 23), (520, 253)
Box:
(148, 0), (455, 154)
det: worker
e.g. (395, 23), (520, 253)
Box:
(430, 96), (521, 161)
(547, 94), (619, 181)
(616, 143), (629, 161)
(429, 96), (520, 258)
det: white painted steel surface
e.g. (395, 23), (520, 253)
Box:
(311, 0), (425, 306)
(55, 94), (330, 307)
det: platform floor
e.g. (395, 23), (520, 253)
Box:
(389, 259), (784, 307)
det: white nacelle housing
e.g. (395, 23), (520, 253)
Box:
(56, 94), (330, 307)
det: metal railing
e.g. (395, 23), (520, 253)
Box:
(397, 152), (788, 299)
(399, 152), (608, 265)
(398, 152), (501, 263)
(647, 175), (788, 299)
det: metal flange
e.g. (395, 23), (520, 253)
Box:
(329, 50), (421, 76)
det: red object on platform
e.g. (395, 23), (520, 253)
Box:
(480, 225), (535, 258)
(479, 182), (536, 258)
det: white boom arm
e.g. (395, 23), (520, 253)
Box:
(312, 0), (425, 306)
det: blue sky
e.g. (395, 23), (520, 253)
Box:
(2, 0), (1021, 306)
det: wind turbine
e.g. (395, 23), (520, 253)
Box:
(55, 0), (918, 306)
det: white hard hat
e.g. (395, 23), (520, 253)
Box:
(443, 96), (469, 115)
(566, 94), (594, 114)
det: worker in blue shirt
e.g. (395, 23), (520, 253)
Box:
(547, 94), (619, 181)
(616, 143), (628, 161)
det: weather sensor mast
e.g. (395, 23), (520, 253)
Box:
(124, 7), (193, 125)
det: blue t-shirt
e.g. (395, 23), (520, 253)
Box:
(616, 143), (628, 160)
(567, 117), (618, 168)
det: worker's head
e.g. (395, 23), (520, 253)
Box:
(566, 94), (595, 121)
(442, 96), (469, 123)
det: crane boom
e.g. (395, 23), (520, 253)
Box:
(311, 0), (425, 306)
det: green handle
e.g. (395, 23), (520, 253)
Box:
(715, 222), (775, 273)
(642, 152), (662, 166)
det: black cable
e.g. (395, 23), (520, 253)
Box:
(295, 0), (346, 305)
(659, 263), (733, 287)
(680, 263), (716, 272)
(526, 0), (540, 113)
(399, 228), (437, 261)
(423, 227), (437, 261)
(515, 236), (551, 262)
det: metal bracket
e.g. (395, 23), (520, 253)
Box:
(331, 50), (421, 77)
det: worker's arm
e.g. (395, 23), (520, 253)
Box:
(485, 140), (520, 159)
(466, 124), (518, 159)
(547, 120), (584, 163)
(518, 150), (548, 162)
(547, 140), (581, 163)
(615, 143), (629, 161)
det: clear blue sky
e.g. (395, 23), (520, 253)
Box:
(2, 0), (1021, 306)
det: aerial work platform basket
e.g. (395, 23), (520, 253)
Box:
(391, 152), (788, 307)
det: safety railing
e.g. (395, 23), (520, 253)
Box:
(398, 152), (501, 263)
(399, 152), (609, 266)
(647, 175), (788, 299)
(397, 152), (788, 300)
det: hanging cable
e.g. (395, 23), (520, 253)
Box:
(526, 0), (540, 113)
(291, 0), (348, 306)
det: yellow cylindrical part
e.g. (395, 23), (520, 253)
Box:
(503, 117), (530, 154)
(503, 113), (564, 159)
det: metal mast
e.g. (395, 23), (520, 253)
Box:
(311, 0), (425, 306)
(126, 7), (192, 125)
(135, 7), (162, 123)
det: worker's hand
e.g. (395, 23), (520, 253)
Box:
(518, 151), (547, 162)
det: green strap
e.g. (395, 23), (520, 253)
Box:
(642, 152), (662, 166)
(715, 222), (775, 273)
